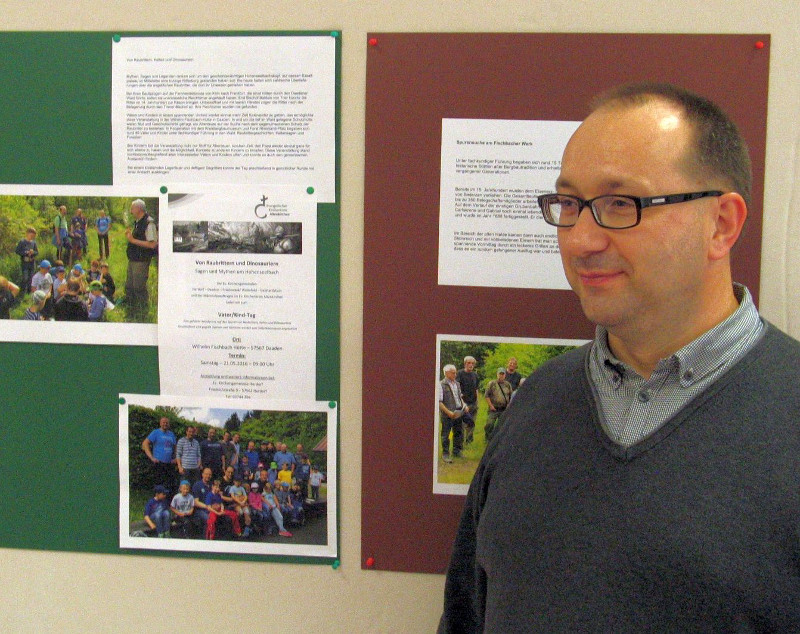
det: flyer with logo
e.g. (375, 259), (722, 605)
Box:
(157, 184), (317, 400)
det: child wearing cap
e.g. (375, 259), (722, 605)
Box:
(267, 461), (279, 486)
(70, 264), (87, 296)
(144, 485), (171, 538)
(23, 290), (47, 321)
(247, 481), (267, 532)
(52, 267), (67, 298)
(87, 280), (108, 321)
(30, 260), (53, 294)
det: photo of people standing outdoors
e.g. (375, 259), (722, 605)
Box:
(120, 396), (337, 558)
(434, 336), (584, 494)
(0, 194), (159, 326)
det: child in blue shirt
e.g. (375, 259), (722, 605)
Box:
(87, 281), (108, 321)
(144, 485), (171, 537)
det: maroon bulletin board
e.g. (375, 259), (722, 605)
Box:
(362, 33), (769, 574)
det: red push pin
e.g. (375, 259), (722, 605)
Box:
(755, 41), (765, 49)
(366, 556), (375, 568)
(368, 37), (378, 47)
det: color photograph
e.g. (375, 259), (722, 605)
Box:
(120, 394), (337, 559)
(0, 186), (160, 345)
(433, 334), (586, 495)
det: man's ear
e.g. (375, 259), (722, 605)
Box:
(709, 192), (748, 261)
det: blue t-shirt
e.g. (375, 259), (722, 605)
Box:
(245, 450), (260, 470)
(88, 294), (107, 321)
(147, 428), (177, 463)
(96, 216), (111, 235)
(205, 491), (223, 507)
(192, 480), (211, 502)
(145, 497), (168, 518)
(273, 450), (294, 470)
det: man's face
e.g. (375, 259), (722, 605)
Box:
(76, 208), (83, 217)
(159, 417), (169, 431)
(186, 426), (195, 439)
(497, 371), (506, 383)
(464, 360), (475, 371)
(223, 432), (231, 442)
(556, 102), (718, 340)
(233, 434), (240, 443)
(444, 368), (456, 381)
(130, 204), (143, 219)
(248, 441), (255, 451)
(208, 428), (216, 440)
(202, 468), (212, 482)
(507, 359), (517, 372)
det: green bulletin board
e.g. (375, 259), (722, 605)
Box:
(0, 31), (341, 560)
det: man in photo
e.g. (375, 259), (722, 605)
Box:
(141, 416), (177, 491)
(438, 363), (466, 462)
(440, 83), (800, 631)
(95, 208), (111, 260)
(124, 198), (157, 319)
(176, 425), (202, 485)
(456, 356), (480, 446)
(14, 227), (38, 297)
(504, 357), (522, 392)
(200, 427), (224, 479)
(482, 368), (511, 443)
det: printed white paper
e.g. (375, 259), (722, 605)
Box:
(438, 118), (580, 289)
(157, 184), (316, 400)
(112, 36), (336, 202)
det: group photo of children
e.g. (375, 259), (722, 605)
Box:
(434, 336), (581, 493)
(0, 194), (159, 325)
(124, 403), (333, 555)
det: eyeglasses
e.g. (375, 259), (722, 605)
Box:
(537, 190), (723, 229)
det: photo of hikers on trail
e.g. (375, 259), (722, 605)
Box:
(0, 194), (159, 325)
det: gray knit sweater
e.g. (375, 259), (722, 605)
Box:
(440, 324), (800, 633)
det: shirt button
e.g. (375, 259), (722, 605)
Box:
(683, 368), (694, 381)
(637, 390), (650, 403)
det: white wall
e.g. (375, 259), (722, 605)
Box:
(4, 1), (798, 631)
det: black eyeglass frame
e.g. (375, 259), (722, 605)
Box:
(537, 190), (724, 229)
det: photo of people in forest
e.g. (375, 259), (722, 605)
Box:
(0, 194), (159, 328)
(120, 396), (337, 558)
(434, 335), (586, 494)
